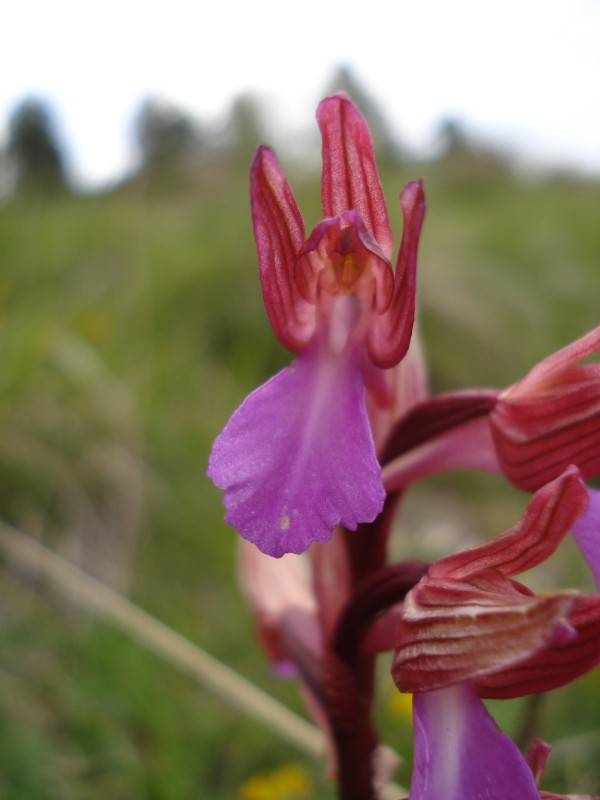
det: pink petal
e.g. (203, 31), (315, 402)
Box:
(317, 94), (393, 260)
(571, 487), (600, 589)
(410, 682), (540, 800)
(208, 342), (385, 557)
(368, 180), (425, 368)
(251, 146), (315, 352)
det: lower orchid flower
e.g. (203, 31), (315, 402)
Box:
(385, 468), (600, 799)
(390, 467), (600, 697)
(208, 94), (425, 557)
(237, 540), (321, 678)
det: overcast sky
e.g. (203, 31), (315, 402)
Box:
(2, 0), (599, 187)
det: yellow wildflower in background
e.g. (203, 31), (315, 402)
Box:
(388, 689), (413, 724)
(238, 763), (313, 800)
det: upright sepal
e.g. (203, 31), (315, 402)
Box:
(317, 94), (393, 260)
(251, 146), (315, 352)
(368, 180), (425, 368)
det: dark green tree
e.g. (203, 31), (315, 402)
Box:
(223, 93), (266, 167)
(7, 97), (67, 193)
(134, 98), (202, 172)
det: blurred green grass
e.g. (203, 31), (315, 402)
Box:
(1, 150), (600, 798)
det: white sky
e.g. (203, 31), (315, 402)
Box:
(2, 0), (599, 187)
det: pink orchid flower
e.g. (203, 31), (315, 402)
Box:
(208, 95), (425, 557)
(390, 467), (600, 697)
(387, 468), (600, 800)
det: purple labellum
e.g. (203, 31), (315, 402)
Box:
(208, 342), (384, 557)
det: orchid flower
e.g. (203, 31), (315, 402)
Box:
(380, 326), (600, 594)
(237, 539), (403, 789)
(386, 468), (600, 799)
(208, 95), (425, 557)
(308, 467), (598, 800)
(390, 467), (600, 697)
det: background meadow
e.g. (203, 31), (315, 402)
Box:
(1, 86), (600, 798)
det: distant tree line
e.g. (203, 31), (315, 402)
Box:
(0, 91), (272, 197)
(0, 67), (510, 198)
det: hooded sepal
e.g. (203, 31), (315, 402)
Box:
(317, 94), (393, 260)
